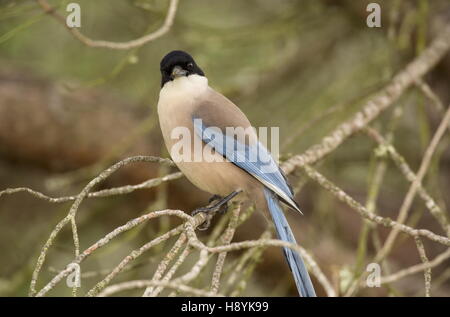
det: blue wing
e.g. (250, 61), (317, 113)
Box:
(193, 117), (301, 213)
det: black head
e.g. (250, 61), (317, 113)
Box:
(160, 50), (205, 87)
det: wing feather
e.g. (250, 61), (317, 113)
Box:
(193, 117), (302, 214)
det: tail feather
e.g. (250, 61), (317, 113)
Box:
(263, 188), (316, 297)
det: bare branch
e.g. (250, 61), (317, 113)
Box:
(35, 209), (194, 297)
(414, 79), (445, 114)
(364, 127), (450, 236)
(6, 23), (449, 297)
(414, 237), (432, 297)
(0, 172), (182, 203)
(98, 279), (221, 297)
(282, 24), (450, 174)
(29, 156), (177, 296)
(375, 104), (450, 262)
(142, 233), (188, 297)
(147, 245), (192, 297)
(35, 0), (179, 50)
(183, 214), (335, 297)
(380, 248), (450, 285)
(210, 203), (241, 294)
(300, 165), (450, 247)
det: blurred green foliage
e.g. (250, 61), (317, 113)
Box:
(0, 0), (449, 296)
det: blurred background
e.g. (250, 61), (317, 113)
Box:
(0, 0), (449, 296)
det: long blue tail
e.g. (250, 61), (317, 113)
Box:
(263, 188), (316, 297)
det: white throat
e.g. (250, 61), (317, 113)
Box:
(159, 74), (208, 102)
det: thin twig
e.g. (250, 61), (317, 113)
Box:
(183, 215), (335, 297)
(364, 127), (450, 236)
(375, 104), (450, 262)
(414, 237), (432, 296)
(148, 245), (192, 297)
(414, 79), (445, 113)
(210, 204), (241, 294)
(142, 233), (188, 296)
(35, 0), (179, 50)
(380, 248), (450, 285)
(29, 156), (175, 296)
(35, 209), (194, 297)
(300, 165), (450, 247)
(0, 173), (182, 203)
(85, 213), (204, 297)
(282, 24), (450, 174)
(98, 279), (222, 297)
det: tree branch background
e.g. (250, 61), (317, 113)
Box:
(0, 0), (449, 296)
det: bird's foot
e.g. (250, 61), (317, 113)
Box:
(207, 195), (228, 214)
(192, 190), (242, 230)
(208, 194), (222, 204)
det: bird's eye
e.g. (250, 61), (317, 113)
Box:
(187, 62), (193, 69)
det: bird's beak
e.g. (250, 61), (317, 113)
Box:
(171, 66), (188, 79)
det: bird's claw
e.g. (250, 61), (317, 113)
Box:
(196, 217), (212, 231)
(191, 202), (227, 230)
(191, 190), (242, 230)
(208, 194), (222, 204)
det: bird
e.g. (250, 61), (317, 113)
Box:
(156, 50), (316, 297)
